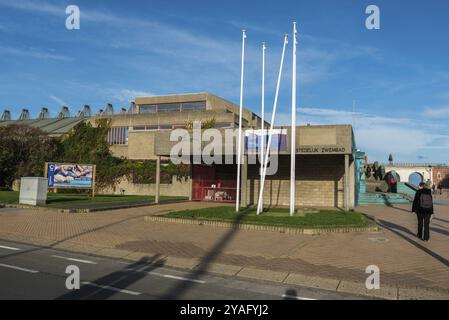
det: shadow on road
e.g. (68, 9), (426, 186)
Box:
(56, 255), (164, 300)
(158, 208), (250, 300)
(377, 219), (449, 268)
(0, 208), (169, 261)
(283, 289), (298, 300)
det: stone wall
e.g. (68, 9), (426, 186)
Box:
(245, 155), (352, 209)
(99, 176), (191, 197)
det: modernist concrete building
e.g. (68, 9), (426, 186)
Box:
(154, 124), (357, 209)
(1, 93), (359, 209)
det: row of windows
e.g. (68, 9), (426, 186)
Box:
(107, 122), (234, 145)
(131, 122), (233, 131)
(107, 127), (129, 145)
(139, 101), (206, 114)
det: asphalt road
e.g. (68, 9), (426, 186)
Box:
(0, 239), (369, 300)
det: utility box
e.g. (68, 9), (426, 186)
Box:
(19, 177), (48, 206)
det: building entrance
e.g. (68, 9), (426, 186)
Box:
(192, 164), (237, 202)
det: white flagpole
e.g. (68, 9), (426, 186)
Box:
(260, 42), (266, 178)
(236, 29), (246, 213)
(290, 22), (298, 216)
(257, 34), (289, 215)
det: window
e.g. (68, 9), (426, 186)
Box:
(139, 104), (157, 113)
(107, 127), (129, 145)
(132, 125), (158, 131)
(147, 125), (159, 131)
(157, 103), (181, 112)
(159, 124), (172, 130)
(215, 122), (233, 128)
(181, 101), (206, 111)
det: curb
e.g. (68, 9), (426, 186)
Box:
(1, 200), (189, 214)
(144, 215), (380, 235)
(0, 203), (52, 211)
(2, 235), (449, 300)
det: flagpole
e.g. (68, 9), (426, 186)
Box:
(260, 42), (266, 179)
(290, 22), (298, 216)
(236, 29), (246, 213)
(257, 34), (289, 215)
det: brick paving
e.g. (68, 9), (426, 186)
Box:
(0, 201), (448, 292)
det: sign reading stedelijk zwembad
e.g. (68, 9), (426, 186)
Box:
(46, 163), (95, 189)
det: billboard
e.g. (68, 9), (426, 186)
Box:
(245, 129), (288, 153)
(46, 163), (94, 189)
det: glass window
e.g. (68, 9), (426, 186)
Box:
(181, 101), (206, 111)
(147, 125), (159, 131)
(159, 124), (172, 130)
(139, 104), (157, 113)
(107, 127), (129, 145)
(215, 122), (233, 128)
(157, 103), (181, 112)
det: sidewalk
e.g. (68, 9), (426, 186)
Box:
(0, 201), (448, 299)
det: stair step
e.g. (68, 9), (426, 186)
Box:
(358, 192), (412, 205)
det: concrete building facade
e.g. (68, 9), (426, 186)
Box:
(1, 93), (358, 209)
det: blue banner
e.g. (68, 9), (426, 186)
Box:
(47, 163), (94, 189)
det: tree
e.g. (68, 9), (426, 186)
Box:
(0, 125), (61, 187)
(186, 118), (216, 130)
(59, 119), (128, 190)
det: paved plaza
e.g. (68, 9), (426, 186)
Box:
(0, 200), (448, 298)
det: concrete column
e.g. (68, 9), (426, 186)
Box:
(188, 163), (193, 201)
(344, 154), (349, 211)
(155, 156), (161, 204)
(241, 155), (248, 207)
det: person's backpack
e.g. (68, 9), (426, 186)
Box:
(420, 193), (433, 209)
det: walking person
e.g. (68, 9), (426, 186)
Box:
(412, 182), (434, 241)
(437, 182), (443, 195)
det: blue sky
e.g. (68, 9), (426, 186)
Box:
(0, 0), (448, 164)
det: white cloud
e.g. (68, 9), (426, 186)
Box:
(268, 105), (447, 163)
(0, 45), (71, 61)
(423, 106), (449, 118)
(50, 95), (68, 106)
(112, 89), (154, 102)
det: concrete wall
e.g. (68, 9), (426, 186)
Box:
(245, 155), (352, 209)
(99, 176), (191, 197)
(385, 166), (433, 184)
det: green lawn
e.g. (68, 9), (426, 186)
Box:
(164, 206), (369, 229)
(0, 191), (186, 207)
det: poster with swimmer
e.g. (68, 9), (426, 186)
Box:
(46, 163), (95, 189)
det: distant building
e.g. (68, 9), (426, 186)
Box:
(433, 166), (449, 188)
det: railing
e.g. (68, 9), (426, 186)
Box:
(383, 163), (447, 167)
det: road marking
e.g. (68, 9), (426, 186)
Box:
(81, 281), (141, 296)
(52, 255), (97, 265)
(0, 245), (21, 251)
(281, 294), (317, 301)
(0, 263), (39, 274)
(160, 273), (206, 284)
(125, 268), (206, 284)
